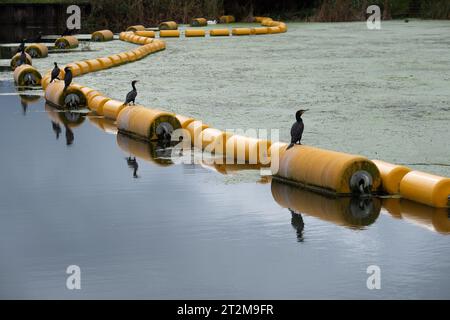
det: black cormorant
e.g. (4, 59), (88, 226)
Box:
(17, 39), (25, 53)
(50, 62), (60, 83)
(18, 47), (27, 66)
(63, 67), (72, 91)
(287, 109), (308, 150)
(124, 80), (138, 105)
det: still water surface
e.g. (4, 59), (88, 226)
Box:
(0, 21), (449, 299)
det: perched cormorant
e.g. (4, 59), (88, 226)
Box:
(124, 80), (138, 105)
(18, 47), (27, 66)
(50, 62), (60, 83)
(63, 67), (72, 91)
(287, 109), (308, 150)
(61, 27), (75, 37)
(17, 39), (25, 53)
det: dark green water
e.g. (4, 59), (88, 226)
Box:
(0, 21), (449, 299)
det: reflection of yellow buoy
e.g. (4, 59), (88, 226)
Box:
(159, 21), (178, 30)
(185, 29), (206, 37)
(372, 160), (411, 194)
(400, 171), (450, 208)
(191, 18), (207, 27)
(10, 52), (32, 70)
(117, 106), (181, 142)
(54, 36), (79, 49)
(91, 30), (114, 41)
(276, 145), (381, 195)
(117, 133), (173, 167)
(210, 29), (230, 37)
(45, 103), (86, 128)
(382, 198), (450, 234)
(272, 180), (381, 228)
(45, 81), (87, 108)
(25, 43), (48, 58)
(88, 115), (118, 134)
(13, 64), (42, 86)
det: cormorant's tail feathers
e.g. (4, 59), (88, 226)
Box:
(286, 143), (295, 150)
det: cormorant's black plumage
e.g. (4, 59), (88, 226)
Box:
(124, 80), (138, 105)
(287, 109), (307, 150)
(50, 62), (60, 83)
(17, 39), (25, 53)
(18, 47), (27, 66)
(63, 67), (72, 91)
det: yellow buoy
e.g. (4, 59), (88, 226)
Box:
(54, 36), (79, 49)
(135, 30), (155, 38)
(13, 64), (42, 86)
(232, 28), (252, 36)
(126, 25), (146, 32)
(200, 128), (232, 154)
(44, 81), (87, 108)
(185, 29), (206, 37)
(97, 57), (114, 69)
(225, 135), (271, 164)
(160, 30), (180, 37)
(209, 29), (230, 37)
(10, 52), (32, 70)
(372, 160), (411, 194)
(88, 95), (110, 115)
(85, 59), (103, 72)
(251, 27), (269, 35)
(400, 171), (450, 208)
(91, 30), (114, 41)
(261, 18), (273, 26)
(175, 114), (195, 129)
(186, 120), (209, 147)
(25, 43), (48, 58)
(74, 61), (91, 74)
(219, 15), (235, 24)
(117, 106), (181, 142)
(191, 18), (207, 27)
(102, 99), (126, 120)
(159, 21), (178, 30)
(276, 145), (381, 195)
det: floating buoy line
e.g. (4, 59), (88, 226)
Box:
(9, 15), (450, 209)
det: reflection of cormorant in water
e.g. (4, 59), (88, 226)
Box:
(20, 100), (28, 115)
(65, 124), (74, 146)
(126, 157), (139, 178)
(51, 121), (61, 139)
(289, 209), (305, 242)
